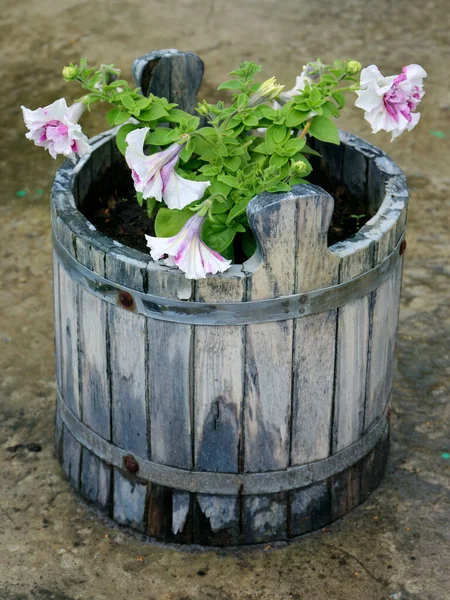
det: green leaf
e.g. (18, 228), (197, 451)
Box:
(284, 137), (306, 155)
(114, 111), (131, 125)
(271, 125), (289, 145)
(138, 104), (169, 121)
(135, 97), (151, 110)
(202, 220), (236, 253)
(267, 182), (291, 192)
(116, 123), (139, 156)
(332, 91), (346, 108)
(107, 108), (121, 127)
(136, 192), (143, 207)
(269, 153), (289, 167)
(252, 141), (268, 154)
(105, 79), (128, 88)
(218, 174), (239, 188)
(147, 197), (157, 218)
(237, 93), (248, 108)
(285, 108), (310, 128)
(289, 176), (309, 185)
(226, 196), (251, 224)
(243, 114), (259, 127)
(154, 206), (192, 237)
(209, 179), (232, 197)
(120, 94), (135, 111)
(308, 115), (340, 145)
(167, 108), (193, 123)
(199, 164), (221, 176)
(147, 128), (181, 146)
(260, 106), (278, 121)
(217, 79), (244, 90)
(223, 156), (241, 172)
(179, 138), (194, 163)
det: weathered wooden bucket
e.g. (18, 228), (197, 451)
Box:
(51, 50), (408, 545)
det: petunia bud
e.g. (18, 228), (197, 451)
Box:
(62, 65), (78, 80)
(291, 159), (307, 175)
(247, 77), (285, 108)
(347, 60), (362, 75)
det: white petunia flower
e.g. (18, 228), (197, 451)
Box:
(145, 214), (231, 280)
(125, 128), (210, 210)
(21, 98), (91, 160)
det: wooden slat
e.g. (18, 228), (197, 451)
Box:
(331, 136), (376, 453)
(106, 246), (149, 458)
(290, 186), (340, 465)
(242, 191), (301, 543)
(61, 426), (81, 488)
(108, 307), (148, 456)
(289, 482), (330, 537)
(80, 448), (111, 511)
(244, 192), (298, 472)
(52, 252), (62, 392)
(58, 264), (80, 418)
(332, 243), (373, 452)
(364, 162), (408, 431)
(242, 493), (287, 544)
(193, 267), (245, 544)
(78, 287), (110, 439)
(132, 49), (204, 114)
(146, 267), (194, 541)
(113, 471), (147, 532)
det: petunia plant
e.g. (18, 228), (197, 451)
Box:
(22, 58), (426, 279)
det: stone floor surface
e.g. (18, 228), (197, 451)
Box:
(0, 1), (449, 599)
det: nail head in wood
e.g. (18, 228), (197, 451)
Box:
(118, 290), (134, 308)
(123, 455), (139, 473)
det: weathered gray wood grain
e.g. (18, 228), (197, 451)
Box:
(289, 482), (330, 537)
(62, 426), (81, 488)
(59, 265), (80, 418)
(80, 448), (111, 511)
(52, 253), (62, 391)
(146, 268), (193, 471)
(172, 491), (190, 535)
(194, 267), (245, 540)
(113, 471), (147, 532)
(242, 493), (287, 543)
(290, 187), (341, 465)
(243, 192), (298, 473)
(132, 49), (204, 114)
(109, 306), (148, 456)
(332, 240), (373, 453)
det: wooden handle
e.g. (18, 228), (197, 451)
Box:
(246, 184), (340, 297)
(132, 49), (204, 114)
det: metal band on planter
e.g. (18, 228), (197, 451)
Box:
(57, 388), (389, 496)
(52, 229), (404, 326)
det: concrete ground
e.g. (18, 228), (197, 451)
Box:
(1, 1), (449, 598)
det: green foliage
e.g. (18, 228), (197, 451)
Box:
(65, 56), (360, 265)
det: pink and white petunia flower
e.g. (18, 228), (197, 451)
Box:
(21, 98), (91, 160)
(145, 214), (231, 279)
(355, 64), (427, 140)
(125, 128), (210, 210)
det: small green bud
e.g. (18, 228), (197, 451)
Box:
(62, 65), (78, 80)
(291, 159), (307, 174)
(247, 77), (285, 108)
(347, 60), (362, 75)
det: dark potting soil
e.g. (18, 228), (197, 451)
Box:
(80, 161), (370, 258)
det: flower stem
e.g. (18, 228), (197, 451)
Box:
(298, 120), (312, 139)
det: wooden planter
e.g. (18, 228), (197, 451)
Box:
(51, 51), (408, 545)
